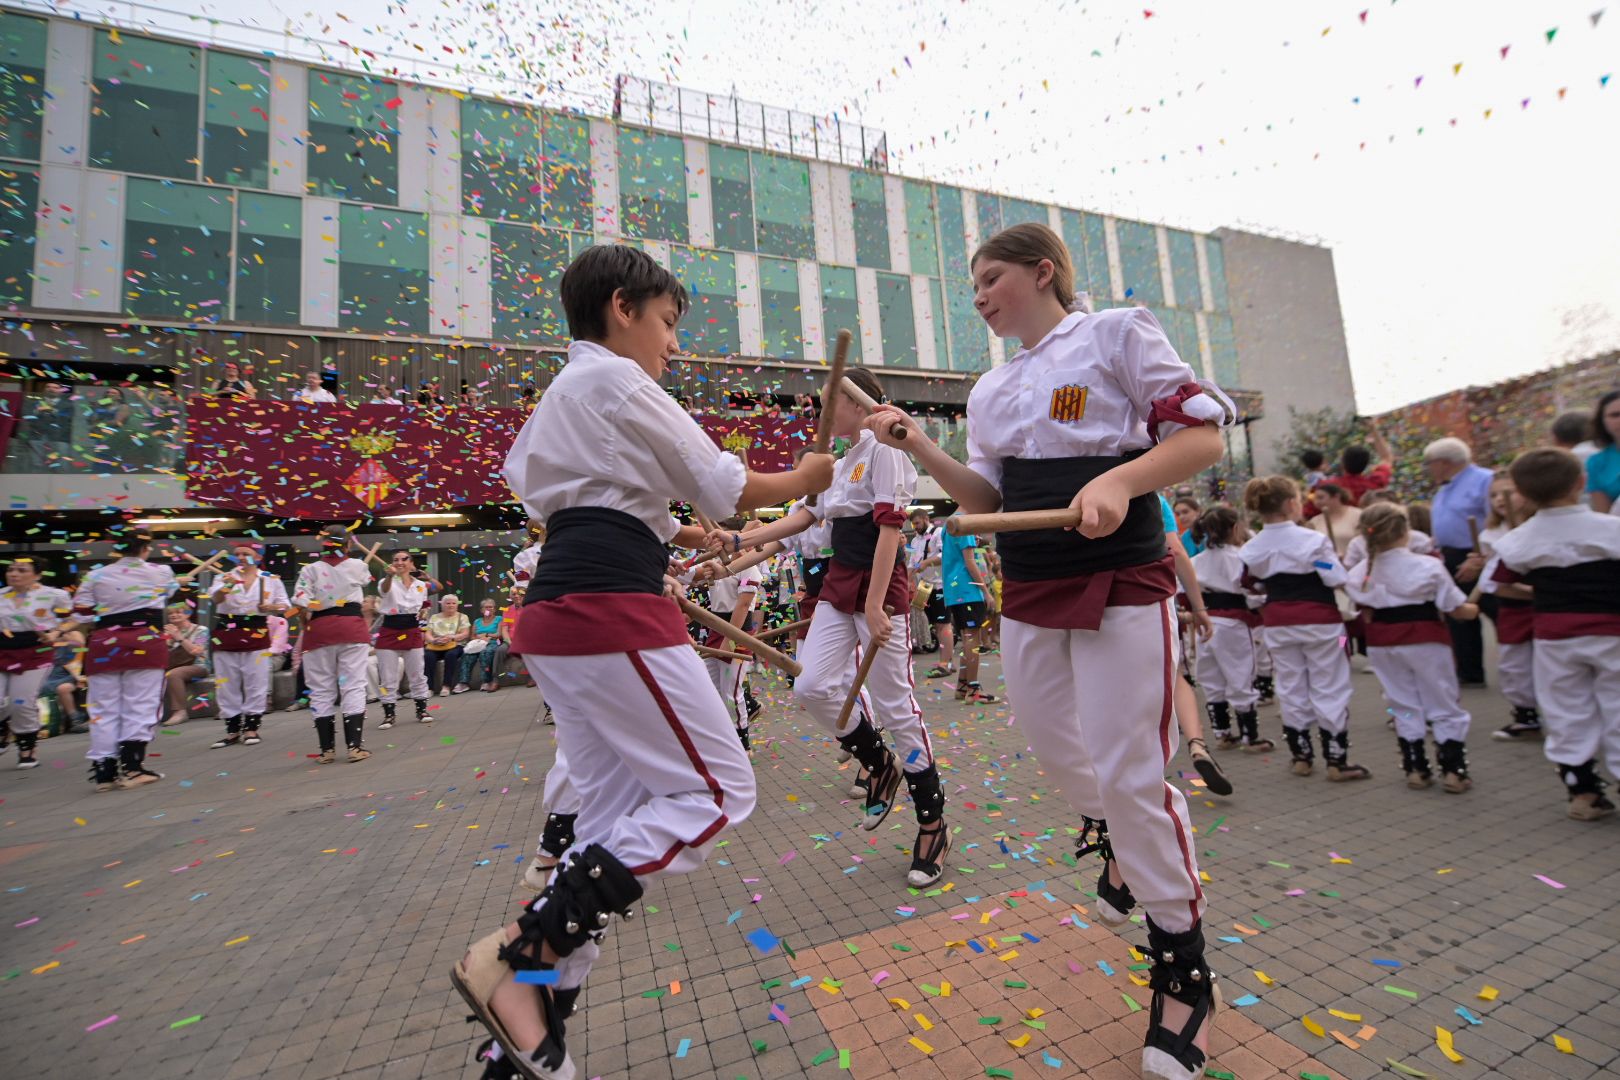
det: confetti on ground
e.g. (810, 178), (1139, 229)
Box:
(1534, 874), (1566, 889)
(745, 928), (780, 954)
(85, 1015), (118, 1032)
(1554, 1034), (1576, 1053)
(1477, 984), (1499, 1001)
(169, 1015), (202, 1029)
(1436, 1026), (1463, 1063)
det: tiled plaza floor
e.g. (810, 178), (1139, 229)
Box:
(2, 649), (1618, 1079)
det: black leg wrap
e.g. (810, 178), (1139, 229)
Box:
(837, 717), (890, 774)
(1283, 727), (1313, 763)
(245, 714), (261, 733)
(903, 764), (945, 825)
(1144, 917), (1216, 1076)
(382, 702), (396, 722)
(342, 713), (364, 750)
(1236, 709), (1260, 742)
(17, 731), (38, 754)
(1321, 729), (1349, 766)
(1513, 705), (1541, 726)
(539, 813), (578, 859)
(1074, 816), (1115, 862)
(1253, 674), (1274, 700)
(224, 714), (242, 735)
(1398, 737), (1431, 778)
(314, 715), (336, 752)
(1436, 739), (1468, 779)
(92, 757), (119, 784)
(1558, 759), (1606, 798)
(118, 740), (141, 775)
(415, 697), (429, 720)
(1204, 701), (1232, 734)
(507, 843), (644, 961)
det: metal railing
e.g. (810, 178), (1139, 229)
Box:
(613, 75), (888, 171)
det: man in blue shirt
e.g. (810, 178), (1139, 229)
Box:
(940, 517), (996, 704)
(1424, 436), (1494, 685)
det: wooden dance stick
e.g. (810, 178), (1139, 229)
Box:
(1467, 516), (1482, 553)
(756, 618), (811, 642)
(677, 596), (802, 677)
(947, 508), (1078, 536)
(834, 606), (895, 730)
(175, 551), (227, 584)
(807, 329), (852, 507)
(355, 540), (393, 570)
(838, 376), (906, 440)
(693, 642), (744, 663)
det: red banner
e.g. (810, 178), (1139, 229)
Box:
(184, 399), (809, 520)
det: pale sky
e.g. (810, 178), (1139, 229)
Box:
(35, 0), (1620, 412)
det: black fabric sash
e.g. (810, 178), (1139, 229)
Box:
(216, 614), (268, 630)
(1261, 572), (1336, 607)
(1523, 559), (1620, 615)
(1202, 590), (1250, 612)
(309, 603), (362, 621)
(528, 507), (667, 603)
(0, 630), (41, 649)
(830, 516), (902, 571)
(997, 454), (1165, 581)
(1371, 603), (1441, 623)
(802, 557), (829, 599)
(99, 607), (163, 628)
(380, 613), (419, 629)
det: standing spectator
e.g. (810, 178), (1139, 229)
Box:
(423, 594), (469, 695)
(147, 387), (182, 470)
(1583, 390), (1620, 514)
(1172, 495), (1203, 556)
(162, 603), (210, 726)
(1424, 436), (1494, 686)
(1306, 426), (1395, 519)
(1549, 410), (1598, 464)
(906, 509), (950, 667)
(1300, 449), (1327, 491)
(294, 371), (336, 404)
(210, 361), (255, 399)
(28, 383), (77, 470)
(1307, 483), (1361, 559)
(939, 517), (996, 703)
(457, 598), (503, 693)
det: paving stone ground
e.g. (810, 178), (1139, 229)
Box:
(2, 647), (1618, 1080)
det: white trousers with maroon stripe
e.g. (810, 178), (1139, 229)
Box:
(542, 744), (583, 816)
(1533, 635), (1620, 777)
(214, 649), (270, 718)
(304, 643), (369, 717)
(1263, 624), (1352, 735)
(795, 603), (933, 773)
(704, 653), (752, 729)
(1001, 601), (1203, 934)
(86, 669), (164, 760)
(1195, 617), (1258, 710)
(525, 645), (755, 879)
(1367, 643), (1470, 743)
(1499, 641), (1536, 711)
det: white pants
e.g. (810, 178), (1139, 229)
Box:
(536, 744), (584, 858)
(86, 669), (164, 759)
(704, 653), (752, 728)
(304, 643), (370, 717)
(1195, 618), (1258, 710)
(1264, 625), (1352, 735)
(1002, 602), (1203, 933)
(1368, 643), (1471, 743)
(214, 650), (270, 718)
(1534, 635), (1620, 778)
(376, 648), (429, 703)
(1254, 636), (1273, 676)
(795, 603), (933, 772)
(1, 667), (48, 735)
(1499, 641), (1536, 711)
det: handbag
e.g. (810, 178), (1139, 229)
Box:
(463, 638), (488, 655)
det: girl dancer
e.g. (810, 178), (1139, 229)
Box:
(1471, 472), (1541, 740)
(710, 368), (951, 889)
(375, 550), (437, 728)
(866, 222), (1231, 1080)
(1240, 477), (1372, 781)
(1347, 504), (1479, 791)
(0, 558), (74, 768)
(455, 244), (832, 1080)
(291, 526), (374, 763)
(702, 518), (763, 748)
(209, 541), (289, 748)
(1189, 508), (1270, 754)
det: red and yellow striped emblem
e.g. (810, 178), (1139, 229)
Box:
(1049, 384), (1089, 423)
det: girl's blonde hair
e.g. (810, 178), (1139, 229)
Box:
(1360, 503), (1410, 554)
(1243, 475), (1298, 517)
(1484, 470), (1516, 529)
(970, 223), (1077, 311)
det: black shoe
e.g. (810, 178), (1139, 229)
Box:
(1188, 738), (1232, 797)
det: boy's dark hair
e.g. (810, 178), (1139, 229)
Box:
(1340, 445), (1372, 475)
(1550, 410), (1593, 448)
(1300, 449), (1325, 470)
(560, 244), (689, 342)
(1593, 390), (1620, 449)
(1509, 448), (1585, 506)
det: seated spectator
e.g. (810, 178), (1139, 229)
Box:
(424, 595), (469, 696)
(162, 603), (210, 726)
(293, 371), (336, 404)
(457, 598), (504, 692)
(28, 383), (77, 470)
(1584, 390), (1620, 514)
(42, 628), (89, 734)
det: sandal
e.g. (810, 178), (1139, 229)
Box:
(1142, 918), (1220, 1080)
(1076, 817), (1136, 926)
(210, 734), (241, 750)
(906, 822), (952, 887)
(925, 666), (955, 679)
(961, 684), (998, 704)
(1187, 738), (1233, 797)
(859, 754), (902, 831)
(452, 930), (576, 1080)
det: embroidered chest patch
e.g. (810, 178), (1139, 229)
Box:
(849, 462), (866, 484)
(1049, 384), (1089, 423)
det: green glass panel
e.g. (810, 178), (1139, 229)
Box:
(944, 275), (985, 371)
(123, 178), (231, 319)
(1115, 218), (1163, 304)
(671, 246), (738, 357)
(461, 98), (540, 222)
(235, 191), (300, 325)
(0, 12), (48, 162)
(903, 180), (938, 277)
(709, 143), (754, 252)
(617, 127), (686, 242)
(1000, 196), (1047, 228)
(819, 264), (861, 363)
(849, 170), (889, 270)
(338, 203), (427, 334)
(203, 52), (270, 188)
(935, 184), (969, 281)
(1206, 312), (1238, 386)
(1082, 212), (1110, 300)
(750, 152), (813, 259)
(1167, 229), (1201, 310)
(0, 164), (37, 305)
(1204, 236), (1229, 311)
(876, 272), (916, 368)
(307, 69), (399, 202)
(91, 31), (200, 180)
(541, 112), (591, 232)
(1173, 310), (1202, 374)
(975, 193), (1002, 244)
(927, 278), (947, 369)
(489, 223), (569, 346)
(758, 256), (802, 360)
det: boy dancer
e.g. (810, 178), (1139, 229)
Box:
(292, 526), (374, 763)
(209, 542), (289, 748)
